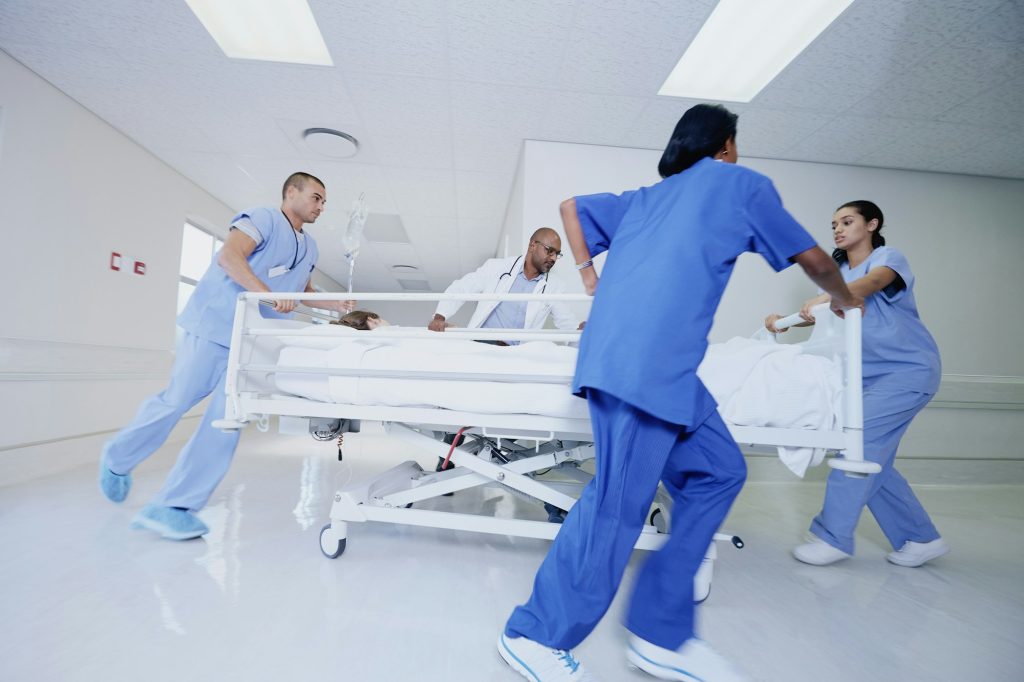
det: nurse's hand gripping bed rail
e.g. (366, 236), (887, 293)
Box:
(214, 291), (877, 600)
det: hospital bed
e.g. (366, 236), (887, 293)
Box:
(213, 291), (878, 599)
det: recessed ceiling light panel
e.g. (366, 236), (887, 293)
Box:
(658, 0), (853, 102)
(303, 128), (360, 159)
(186, 0), (333, 66)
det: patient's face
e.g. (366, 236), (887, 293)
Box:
(366, 316), (389, 329)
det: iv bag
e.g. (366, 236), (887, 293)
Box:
(343, 193), (368, 262)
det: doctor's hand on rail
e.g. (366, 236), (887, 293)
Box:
(427, 314), (455, 332)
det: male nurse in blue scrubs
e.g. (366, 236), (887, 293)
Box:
(98, 172), (352, 540)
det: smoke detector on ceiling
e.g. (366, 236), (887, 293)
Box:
(303, 128), (359, 159)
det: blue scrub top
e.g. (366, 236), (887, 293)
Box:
(841, 246), (940, 394)
(178, 207), (319, 347)
(572, 157), (817, 429)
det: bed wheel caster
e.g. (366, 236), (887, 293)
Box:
(731, 536), (744, 549)
(320, 523), (347, 559)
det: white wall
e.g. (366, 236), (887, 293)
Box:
(0, 52), (231, 464)
(509, 139), (1024, 460)
(498, 148), (527, 259)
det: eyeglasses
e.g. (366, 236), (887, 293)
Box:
(532, 240), (563, 258)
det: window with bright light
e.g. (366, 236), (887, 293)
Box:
(177, 222), (223, 315)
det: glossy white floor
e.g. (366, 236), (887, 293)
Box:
(2, 424), (1022, 682)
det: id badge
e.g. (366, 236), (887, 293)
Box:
(269, 265), (290, 278)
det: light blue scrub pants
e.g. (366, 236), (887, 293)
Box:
(103, 332), (241, 511)
(810, 381), (940, 555)
(505, 389), (747, 651)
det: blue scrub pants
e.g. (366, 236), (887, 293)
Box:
(103, 332), (241, 511)
(810, 382), (940, 555)
(505, 389), (747, 651)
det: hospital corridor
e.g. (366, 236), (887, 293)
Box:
(2, 427), (1022, 681)
(1, 1), (1022, 681)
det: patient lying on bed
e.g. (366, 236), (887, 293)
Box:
(333, 310), (389, 330)
(276, 321), (844, 477)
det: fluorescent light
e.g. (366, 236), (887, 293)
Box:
(185, 0), (333, 66)
(658, 0), (853, 102)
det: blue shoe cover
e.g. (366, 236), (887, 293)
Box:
(99, 451), (131, 503)
(131, 505), (209, 540)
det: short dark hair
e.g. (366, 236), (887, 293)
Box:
(658, 104), (738, 178)
(832, 200), (886, 265)
(282, 172), (325, 199)
(333, 310), (380, 330)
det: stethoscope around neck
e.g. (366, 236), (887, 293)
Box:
(497, 255), (548, 293)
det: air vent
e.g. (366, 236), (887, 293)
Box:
(397, 279), (431, 291)
(303, 128), (359, 158)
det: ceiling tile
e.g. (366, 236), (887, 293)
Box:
(447, 0), (576, 87)
(936, 82), (1024, 132)
(854, 119), (987, 172)
(151, 150), (264, 213)
(731, 108), (832, 158)
(455, 171), (514, 221)
(383, 167), (457, 217)
(785, 115), (905, 168)
(558, 2), (715, 95)
(457, 218), (502, 273)
(313, 0), (449, 78)
(540, 94), (651, 147)
(450, 82), (552, 172)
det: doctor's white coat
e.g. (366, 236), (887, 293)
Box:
(434, 255), (578, 330)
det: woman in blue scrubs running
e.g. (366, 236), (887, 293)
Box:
(766, 200), (948, 569)
(497, 104), (863, 682)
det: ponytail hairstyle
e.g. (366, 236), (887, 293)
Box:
(832, 200), (886, 265)
(658, 104), (738, 178)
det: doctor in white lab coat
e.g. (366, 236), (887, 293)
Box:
(428, 228), (581, 338)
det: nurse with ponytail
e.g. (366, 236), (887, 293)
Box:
(766, 200), (949, 569)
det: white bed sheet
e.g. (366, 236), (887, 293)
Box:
(271, 326), (843, 458)
(275, 336), (589, 419)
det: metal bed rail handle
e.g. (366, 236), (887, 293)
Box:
(257, 299), (338, 321)
(243, 291), (593, 303)
(771, 311), (805, 332)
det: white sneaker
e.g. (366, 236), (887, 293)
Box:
(627, 635), (750, 682)
(792, 537), (851, 566)
(887, 538), (949, 567)
(498, 633), (598, 681)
